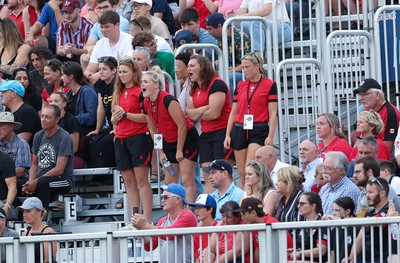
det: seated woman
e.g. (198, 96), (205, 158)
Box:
(18, 197), (57, 263)
(288, 192), (328, 262)
(62, 61), (98, 136)
(350, 110), (390, 161)
(12, 67), (42, 112)
(49, 92), (84, 169)
(274, 166), (304, 223)
(242, 160), (279, 215)
(323, 196), (355, 263)
(0, 18), (31, 80)
(205, 201), (250, 263)
(42, 59), (69, 108)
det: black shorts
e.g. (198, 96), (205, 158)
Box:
(163, 127), (199, 163)
(114, 133), (153, 170)
(199, 128), (234, 163)
(230, 123), (269, 150)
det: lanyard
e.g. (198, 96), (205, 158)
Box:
(150, 91), (161, 132)
(246, 76), (263, 113)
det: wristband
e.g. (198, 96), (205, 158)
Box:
(4, 203), (11, 208)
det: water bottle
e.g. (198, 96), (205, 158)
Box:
(135, 239), (142, 257)
(127, 238), (134, 258)
(162, 157), (175, 176)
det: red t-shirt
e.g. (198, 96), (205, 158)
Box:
(193, 220), (218, 260)
(144, 209), (198, 251)
(349, 137), (391, 161)
(217, 221), (251, 263)
(192, 77), (231, 133)
(8, 11), (24, 39)
(376, 101), (400, 142)
(233, 77), (277, 123)
(143, 91), (193, 143)
(41, 86), (70, 105)
(115, 86), (148, 138)
(318, 136), (352, 161)
(193, 0), (215, 28)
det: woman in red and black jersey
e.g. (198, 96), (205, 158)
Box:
(111, 58), (153, 222)
(186, 55), (233, 193)
(142, 66), (199, 202)
(224, 52), (278, 189)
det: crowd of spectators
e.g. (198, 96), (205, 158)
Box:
(0, 0), (397, 262)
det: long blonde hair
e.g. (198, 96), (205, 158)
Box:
(112, 58), (142, 107)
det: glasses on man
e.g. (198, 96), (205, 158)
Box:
(134, 46), (150, 54)
(161, 194), (179, 201)
(133, 2), (147, 9)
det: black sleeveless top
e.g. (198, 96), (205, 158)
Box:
(0, 47), (17, 80)
(26, 226), (54, 263)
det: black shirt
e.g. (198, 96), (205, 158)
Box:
(29, 69), (48, 95)
(9, 103), (41, 147)
(0, 151), (16, 200)
(94, 78), (114, 130)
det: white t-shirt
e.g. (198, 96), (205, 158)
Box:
(90, 32), (133, 64)
(240, 0), (290, 23)
(390, 175), (400, 195)
(126, 35), (173, 57)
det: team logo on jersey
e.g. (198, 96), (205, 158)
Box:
(38, 143), (56, 169)
(390, 128), (395, 134)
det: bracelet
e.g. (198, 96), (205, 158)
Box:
(4, 203), (10, 209)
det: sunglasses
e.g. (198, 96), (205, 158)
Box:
(369, 177), (384, 189)
(98, 56), (118, 67)
(248, 160), (260, 170)
(242, 52), (261, 64)
(118, 58), (135, 65)
(132, 19), (143, 31)
(45, 60), (61, 71)
(135, 46), (150, 52)
(161, 195), (179, 201)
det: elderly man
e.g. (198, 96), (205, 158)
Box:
(132, 183), (197, 263)
(299, 139), (322, 191)
(22, 105), (73, 209)
(255, 145), (289, 185)
(0, 112), (31, 201)
(319, 151), (360, 215)
(205, 160), (244, 222)
(354, 78), (400, 152)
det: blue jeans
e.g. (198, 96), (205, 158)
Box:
(243, 21), (292, 51)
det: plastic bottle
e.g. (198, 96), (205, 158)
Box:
(127, 238), (134, 258)
(162, 157), (175, 176)
(135, 239), (142, 257)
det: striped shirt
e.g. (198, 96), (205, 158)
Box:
(57, 17), (93, 49)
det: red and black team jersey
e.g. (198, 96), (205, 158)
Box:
(233, 77), (278, 123)
(192, 77), (232, 133)
(143, 91), (194, 143)
(115, 86), (148, 138)
(376, 101), (400, 142)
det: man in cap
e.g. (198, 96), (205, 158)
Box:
(235, 197), (293, 263)
(22, 105), (73, 209)
(56, 0), (93, 62)
(0, 112), (31, 200)
(0, 207), (18, 262)
(189, 193), (218, 261)
(206, 160), (244, 222)
(0, 81), (41, 146)
(173, 29), (197, 49)
(130, 0), (171, 44)
(354, 78), (400, 152)
(132, 183), (197, 263)
(205, 12), (251, 91)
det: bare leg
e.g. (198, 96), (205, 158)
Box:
(234, 148), (248, 190)
(121, 169), (140, 212)
(134, 166), (153, 222)
(179, 159), (197, 202)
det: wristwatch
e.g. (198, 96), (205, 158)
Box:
(88, 7), (95, 11)
(122, 112), (127, 118)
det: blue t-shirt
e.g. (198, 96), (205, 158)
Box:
(89, 16), (130, 40)
(198, 28), (218, 45)
(37, 3), (59, 52)
(211, 182), (244, 222)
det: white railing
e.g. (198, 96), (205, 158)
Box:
(4, 217), (400, 263)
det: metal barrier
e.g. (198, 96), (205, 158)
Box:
(275, 58), (325, 164)
(374, 5), (400, 107)
(4, 217), (400, 263)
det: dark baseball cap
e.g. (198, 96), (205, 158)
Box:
(173, 30), (194, 48)
(202, 159), (233, 175)
(233, 197), (265, 216)
(206, 12), (225, 27)
(353, 78), (381, 95)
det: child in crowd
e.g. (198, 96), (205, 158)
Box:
(310, 164), (326, 194)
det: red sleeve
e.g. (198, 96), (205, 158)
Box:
(155, 210), (197, 241)
(143, 217), (166, 251)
